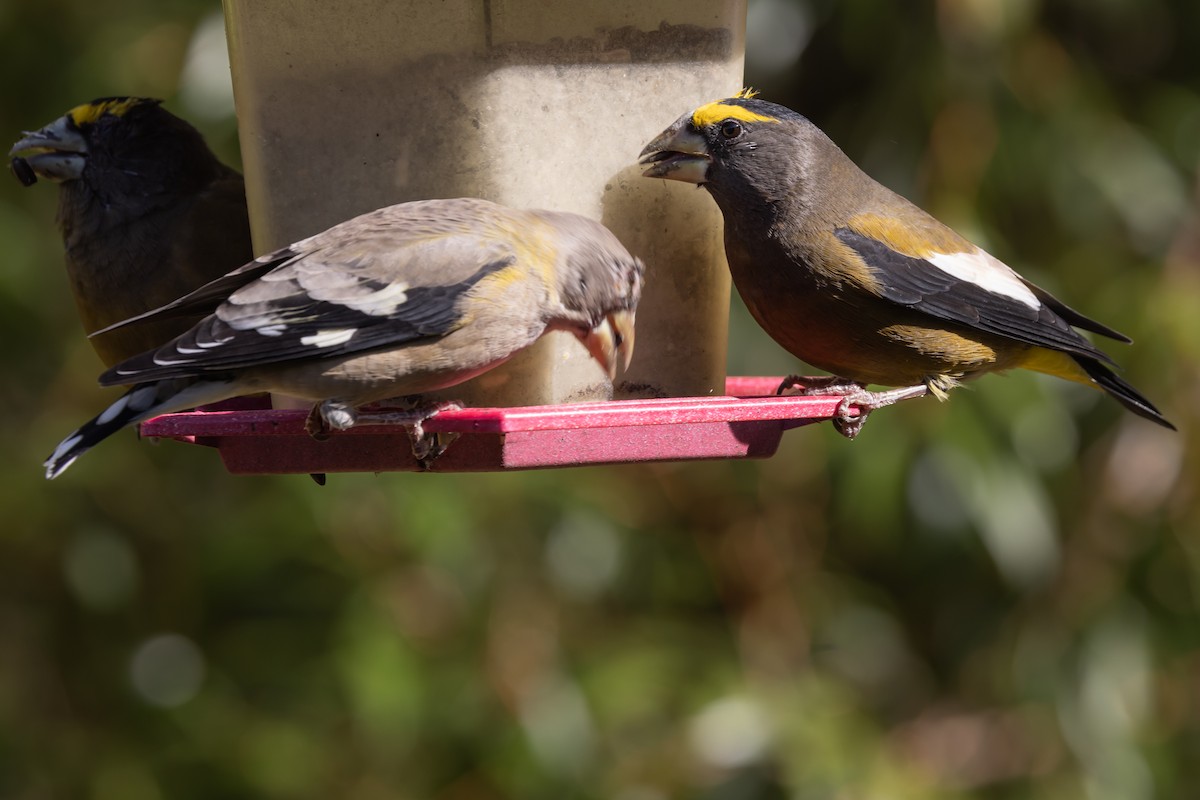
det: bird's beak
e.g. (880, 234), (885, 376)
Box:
(9, 115), (88, 184)
(638, 117), (711, 185)
(581, 309), (636, 381)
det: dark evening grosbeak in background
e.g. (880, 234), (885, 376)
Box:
(10, 97), (253, 366)
(640, 92), (1173, 437)
(44, 197), (643, 478)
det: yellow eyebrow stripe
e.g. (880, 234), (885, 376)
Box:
(68, 98), (144, 127)
(690, 101), (780, 129)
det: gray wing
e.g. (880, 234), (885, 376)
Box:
(101, 200), (523, 385)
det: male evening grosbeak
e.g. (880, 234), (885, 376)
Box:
(10, 97), (253, 366)
(44, 197), (643, 478)
(640, 93), (1172, 436)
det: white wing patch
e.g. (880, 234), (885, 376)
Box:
(228, 313), (287, 333)
(926, 249), (1040, 309)
(300, 328), (357, 348)
(338, 282), (410, 316)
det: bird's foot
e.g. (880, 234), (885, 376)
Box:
(775, 377), (928, 439)
(411, 432), (461, 470)
(354, 399), (464, 469)
(830, 385), (929, 439)
(305, 398), (462, 468)
(305, 400), (358, 441)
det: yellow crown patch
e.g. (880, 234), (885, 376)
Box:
(690, 98), (779, 129)
(68, 98), (147, 128)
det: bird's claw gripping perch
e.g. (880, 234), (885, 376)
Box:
(830, 386), (929, 438)
(351, 399), (464, 468)
(776, 376), (929, 439)
(306, 398), (464, 467)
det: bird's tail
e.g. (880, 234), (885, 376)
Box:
(45, 378), (238, 479)
(1018, 347), (1174, 430)
(1074, 356), (1175, 431)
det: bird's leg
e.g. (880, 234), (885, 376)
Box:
(776, 375), (867, 397)
(830, 384), (929, 439)
(306, 398), (463, 467)
(353, 399), (464, 468)
(305, 400), (358, 441)
(775, 376), (929, 439)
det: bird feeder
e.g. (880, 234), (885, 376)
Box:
(138, 0), (854, 475)
(221, 0), (744, 404)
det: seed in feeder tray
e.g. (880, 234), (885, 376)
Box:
(10, 156), (37, 187)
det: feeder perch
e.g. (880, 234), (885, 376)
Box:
(137, 377), (857, 475)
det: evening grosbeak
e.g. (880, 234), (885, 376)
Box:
(44, 197), (642, 478)
(640, 93), (1173, 436)
(10, 97), (253, 366)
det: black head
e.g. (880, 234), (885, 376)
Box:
(639, 93), (830, 210)
(10, 97), (225, 202)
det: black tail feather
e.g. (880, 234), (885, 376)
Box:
(44, 378), (235, 479)
(1075, 357), (1175, 431)
(1024, 281), (1132, 343)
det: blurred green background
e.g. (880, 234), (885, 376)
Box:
(1, 0), (1198, 798)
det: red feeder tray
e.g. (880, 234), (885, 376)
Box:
(138, 376), (854, 475)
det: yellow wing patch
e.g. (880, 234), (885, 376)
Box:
(68, 98), (147, 128)
(847, 212), (970, 259)
(881, 324), (997, 361)
(691, 100), (780, 129)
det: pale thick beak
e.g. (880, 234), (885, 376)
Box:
(582, 309), (636, 381)
(638, 117), (711, 185)
(9, 115), (88, 183)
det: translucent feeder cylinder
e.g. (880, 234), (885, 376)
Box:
(222, 0), (745, 406)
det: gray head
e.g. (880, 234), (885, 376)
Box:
(536, 211), (645, 379)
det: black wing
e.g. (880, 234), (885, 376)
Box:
(835, 227), (1116, 364)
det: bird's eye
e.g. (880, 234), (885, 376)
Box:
(720, 120), (742, 139)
